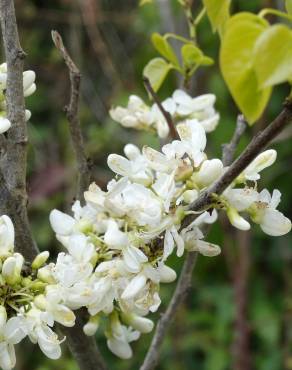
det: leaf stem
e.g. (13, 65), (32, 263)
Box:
(258, 8), (292, 22)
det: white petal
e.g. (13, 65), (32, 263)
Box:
(0, 117), (11, 134)
(194, 240), (221, 257)
(158, 264), (177, 283)
(107, 337), (132, 359)
(261, 209), (291, 236)
(227, 208), (250, 231)
(122, 274), (147, 300)
(0, 343), (16, 370)
(49, 209), (75, 236)
(4, 317), (27, 344)
(107, 154), (131, 177)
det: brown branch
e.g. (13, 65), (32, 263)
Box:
(232, 230), (251, 370)
(0, 6), (106, 370)
(140, 252), (198, 370)
(51, 30), (91, 201)
(183, 100), (292, 228)
(222, 114), (247, 166)
(143, 77), (179, 140)
(0, 0), (38, 261)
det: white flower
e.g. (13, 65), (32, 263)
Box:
(0, 308), (27, 370)
(42, 287), (76, 327)
(172, 90), (219, 132)
(107, 144), (152, 186)
(239, 150), (277, 182)
(0, 117), (11, 134)
(164, 225), (185, 259)
(250, 189), (291, 236)
(106, 313), (140, 359)
(110, 95), (152, 129)
(192, 159), (224, 188)
(0, 216), (14, 257)
(25, 308), (63, 360)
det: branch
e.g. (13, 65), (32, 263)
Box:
(140, 99), (292, 370)
(0, 0), (38, 261)
(183, 100), (292, 227)
(143, 77), (179, 140)
(140, 252), (198, 370)
(222, 114), (247, 166)
(51, 30), (91, 200)
(0, 6), (106, 370)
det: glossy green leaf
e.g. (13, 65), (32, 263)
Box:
(253, 24), (292, 88)
(286, 0), (292, 14)
(203, 0), (231, 34)
(220, 13), (271, 124)
(143, 57), (172, 92)
(151, 33), (179, 67)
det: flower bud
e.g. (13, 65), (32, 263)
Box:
(121, 312), (154, 333)
(83, 315), (100, 336)
(182, 189), (198, 204)
(0, 215), (15, 257)
(23, 70), (36, 91)
(32, 251), (50, 270)
(0, 117), (11, 134)
(25, 109), (31, 121)
(34, 294), (47, 310)
(37, 265), (56, 284)
(192, 159), (223, 188)
(24, 83), (36, 97)
(2, 256), (18, 284)
(158, 264), (177, 283)
(226, 207), (250, 231)
(124, 144), (140, 160)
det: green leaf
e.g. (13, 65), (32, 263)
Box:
(143, 58), (172, 92)
(286, 0), (292, 14)
(253, 24), (292, 88)
(220, 13), (271, 124)
(151, 33), (179, 67)
(181, 44), (214, 69)
(181, 44), (202, 67)
(203, 0), (231, 34)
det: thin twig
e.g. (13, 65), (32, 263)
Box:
(183, 100), (292, 227)
(222, 114), (247, 166)
(143, 77), (179, 140)
(51, 30), (91, 201)
(140, 252), (198, 370)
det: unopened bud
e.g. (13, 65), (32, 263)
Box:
(83, 315), (100, 336)
(32, 251), (50, 270)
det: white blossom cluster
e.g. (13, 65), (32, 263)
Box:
(0, 86), (290, 367)
(110, 89), (220, 138)
(0, 63), (36, 134)
(0, 215), (75, 370)
(48, 95), (291, 359)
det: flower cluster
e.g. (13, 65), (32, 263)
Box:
(0, 215), (75, 370)
(49, 95), (291, 359)
(110, 89), (220, 138)
(0, 63), (36, 134)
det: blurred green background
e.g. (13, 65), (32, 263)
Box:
(6, 0), (292, 369)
